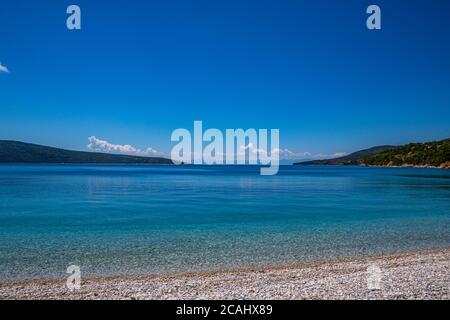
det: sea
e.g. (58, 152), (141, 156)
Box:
(0, 164), (449, 282)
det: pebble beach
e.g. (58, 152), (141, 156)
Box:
(1, 248), (448, 300)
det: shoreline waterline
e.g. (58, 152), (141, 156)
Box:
(1, 247), (448, 299)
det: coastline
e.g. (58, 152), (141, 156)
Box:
(1, 248), (448, 300)
(296, 164), (450, 169)
(364, 163), (450, 169)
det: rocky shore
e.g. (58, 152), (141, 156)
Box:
(1, 248), (448, 300)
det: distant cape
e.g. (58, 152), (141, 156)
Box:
(294, 145), (395, 166)
(0, 140), (173, 164)
(294, 139), (450, 169)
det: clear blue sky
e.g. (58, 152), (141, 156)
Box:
(1, 0), (450, 158)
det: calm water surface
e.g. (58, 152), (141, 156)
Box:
(0, 165), (449, 281)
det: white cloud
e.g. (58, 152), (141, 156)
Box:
(0, 62), (9, 73)
(236, 144), (347, 160)
(86, 136), (347, 162)
(273, 148), (313, 159)
(309, 152), (349, 160)
(87, 136), (165, 157)
(239, 143), (265, 154)
(331, 152), (348, 158)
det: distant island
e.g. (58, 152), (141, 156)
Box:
(295, 139), (450, 169)
(0, 140), (173, 164)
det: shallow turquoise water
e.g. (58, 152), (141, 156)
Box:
(0, 164), (449, 281)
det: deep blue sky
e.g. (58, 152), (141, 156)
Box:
(1, 0), (450, 157)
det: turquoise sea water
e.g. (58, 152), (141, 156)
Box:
(0, 164), (449, 282)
